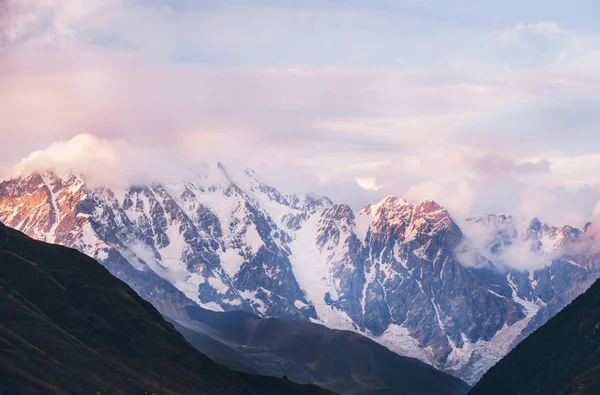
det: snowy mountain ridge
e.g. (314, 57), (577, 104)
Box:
(1, 165), (598, 384)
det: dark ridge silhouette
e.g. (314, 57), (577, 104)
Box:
(469, 276), (600, 395)
(0, 222), (335, 395)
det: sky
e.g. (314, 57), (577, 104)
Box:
(0, 0), (599, 226)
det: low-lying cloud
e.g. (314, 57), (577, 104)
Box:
(7, 134), (195, 189)
(457, 216), (551, 271)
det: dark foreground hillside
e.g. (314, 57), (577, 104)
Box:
(470, 276), (600, 395)
(169, 305), (471, 395)
(0, 223), (335, 395)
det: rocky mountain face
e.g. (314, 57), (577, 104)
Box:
(469, 276), (600, 395)
(0, 222), (335, 395)
(0, 166), (598, 384)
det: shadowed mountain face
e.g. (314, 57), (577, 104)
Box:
(469, 276), (600, 395)
(0, 223), (335, 395)
(170, 305), (471, 395)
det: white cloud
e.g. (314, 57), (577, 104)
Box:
(530, 21), (563, 38)
(497, 21), (567, 44)
(1, 0), (122, 47)
(457, 215), (565, 272)
(356, 177), (384, 191)
(9, 133), (194, 188)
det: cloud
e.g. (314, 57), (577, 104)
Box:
(497, 21), (566, 44)
(492, 20), (600, 70)
(574, 200), (600, 256)
(8, 133), (194, 188)
(471, 155), (551, 178)
(0, 0), (122, 48)
(0, 49), (561, 182)
(516, 186), (591, 226)
(1, 0), (599, 229)
(356, 177), (384, 191)
(530, 21), (564, 38)
(456, 213), (578, 272)
(404, 179), (477, 218)
(515, 159), (552, 173)
(1, 48), (598, 226)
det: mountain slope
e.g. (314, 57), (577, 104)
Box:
(0, 222), (335, 395)
(171, 305), (471, 395)
(167, 319), (263, 374)
(469, 275), (600, 395)
(1, 167), (599, 383)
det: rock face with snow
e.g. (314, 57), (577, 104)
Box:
(0, 166), (598, 384)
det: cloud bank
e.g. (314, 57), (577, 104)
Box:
(7, 134), (198, 188)
(0, 0), (599, 230)
(6, 132), (600, 273)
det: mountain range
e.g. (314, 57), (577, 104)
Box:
(1, 165), (598, 384)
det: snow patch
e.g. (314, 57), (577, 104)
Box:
(219, 248), (245, 277)
(207, 276), (228, 294)
(199, 302), (224, 312)
(40, 173), (60, 243)
(240, 290), (268, 314)
(289, 212), (354, 329)
(370, 324), (433, 365)
(294, 300), (309, 309)
(354, 210), (372, 242)
(241, 224), (263, 255)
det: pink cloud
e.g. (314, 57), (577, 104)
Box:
(471, 155), (551, 178)
(1, 1), (599, 226)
